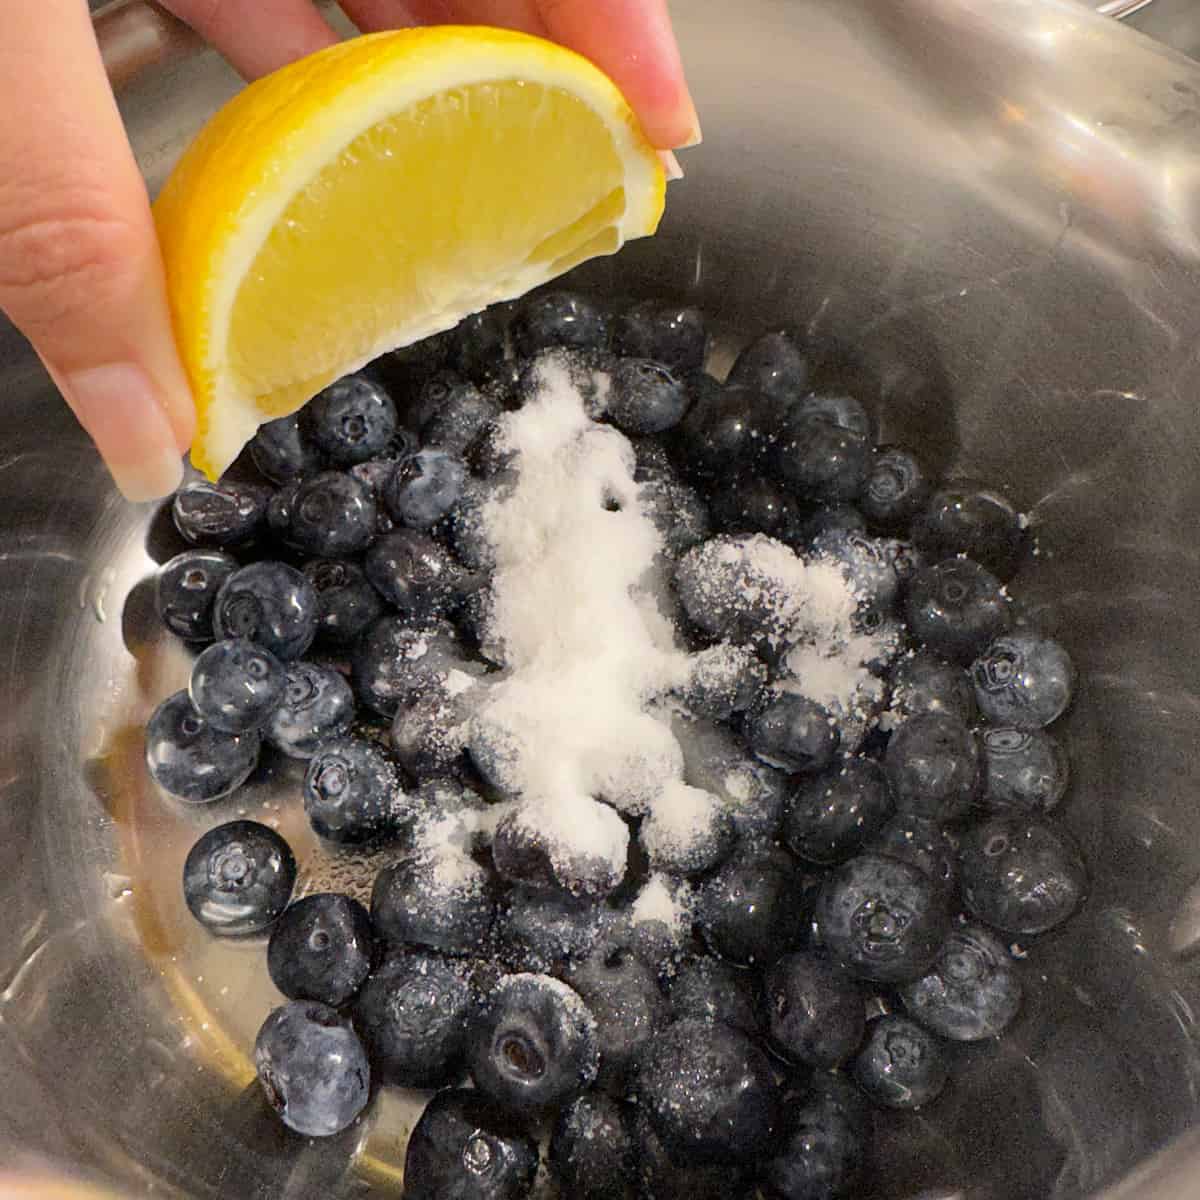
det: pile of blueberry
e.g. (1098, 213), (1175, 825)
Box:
(147, 289), (1083, 1200)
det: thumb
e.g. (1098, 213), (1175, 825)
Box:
(0, 0), (194, 502)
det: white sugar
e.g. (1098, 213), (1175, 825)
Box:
(641, 781), (723, 863)
(630, 873), (694, 938)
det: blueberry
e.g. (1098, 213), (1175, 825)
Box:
(883, 712), (980, 823)
(959, 817), (1086, 935)
(267, 893), (374, 1007)
(802, 503), (867, 542)
(747, 694), (840, 774)
(639, 783), (736, 876)
(638, 470), (712, 559)
(249, 413), (325, 483)
(304, 736), (400, 844)
(633, 1108), (755, 1200)
(172, 479), (272, 547)
(266, 479), (300, 539)
(677, 643), (768, 721)
(403, 1087), (538, 1200)
(302, 374), (398, 466)
(515, 347), (615, 417)
(813, 852), (950, 983)
(869, 814), (959, 894)
(450, 307), (510, 382)
(972, 633), (1076, 729)
(550, 1091), (637, 1200)
(564, 946), (668, 1093)
(213, 561), (319, 661)
(771, 394), (871, 503)
(155, 549), (238, 641)
(384, 449), (468, 531)
(604, 358), (690, 435)
(853, 1014), (948, 1110)
(354, 950), (474, 1088)
(284, 470), (378, 558)
(254, 1001), (370, 1137)
(783, 756), (894, 865)
(726, 329), (809, 403)
(495, 887), (605, 975)
(364, 529), (464, 618)
(410, 778), (492, 852)
(511, 291), (608, 356)
(467, 972), (599, 1113)
(901, 923), (1021, 1041)
(145, 690), (261, 802)
(980, 726), (1070, 813)
(371, 851), (497, 955)
(352, 616), (474, 716)
(611, 301), (707, 374)
(667, 955), (760, 1036)
(696, 843), (810, 967)
(443, 475), (506, 571)
(382, 330), (454, 384)
(302, 558), (385, 645)
(188, 637), (286, 733)
(762, 952), (864, 1069)
(709, 476), (805, 543)
(672, 382), (774, 482)
(810, 530), (900, 613)
(904, 558), (1011, 665)
(633, 1016), (781, 1167)
(913, 479), (1024, 581)
(888, 650), (976, 724)
(182, 819), (296, 935)
(264, 662), (356, 758)
(859, 445), (929, 532)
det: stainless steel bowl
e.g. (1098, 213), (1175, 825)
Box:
(5, 0), (1200, 1196)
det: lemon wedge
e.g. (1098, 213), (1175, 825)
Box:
(153, 26), (667, 479)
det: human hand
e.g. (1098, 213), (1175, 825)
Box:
(0, 1), (697, 504)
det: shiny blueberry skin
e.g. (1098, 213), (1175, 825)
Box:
(772, 394), (871, 502)
(748, 694), (840, 774)
(302, 559), (384, 646)
(972, 633), (1076, 729)
(612, 301), (707, 375)
(188, 637), (286, 733)
(784, 756), (894, 866)
(450, 307), (510, 382)
(854, 1014), (948, 1110)
(913, 479), (1024, 582)
(870, 813), (959, 895)
(264, 662), (355, 758)
(172, 479), (272, 547)
(678, 643), (768, 722)
(726, 329), (810, 404)
(673, 382), (774, 482)
(634, 1016), (781, 1167)
(422, 382), (502, 460)
(371, 852), (497, 955)
(981, 726), (1070, 813)
(810, 530), (901, 613)
(709, 476), (805, 543)
(403, 1087), (539, 1200)
(303, 736), (399, 845)
(355, 950), (474, 1088)
(511, 291), (608, 357)
(495, 887), (605, 975)
(384, 449), (468, 530)
(814, 851), (950, 983)
(904, 558), (1011, 665)
(213, 561), (319, 661)
(901, 922), (1022, 1041)
(267, 893), (374, 1007)
(285, 470), (378, 558)
(406, 369), (476, 434)
(249, 413), (325, 483)
(959, 817), (1086, 935)
(605, 358), (691, 435)
(550, 1091), (637, 1200)
(883, 712), (980, 823)
(391, 689), (473, 780)
(364, 529), (463, 618)
(155, 549), (238, 641)
(467, 972), (599, 1113)
(254, 1001), (370, 1137)
(352, 616), (473, 716)
(859, 444), (929, 532)
(266, 479), (300, 539)
(145, 690), (261, 802)
(182, 819), (296, 935)
(633, 1108), (755, 1200)
(889, 650), (976, 724)
(302, 374), (398, 466)
(668, 955), (760, 1036)
(763, 952), (864, 1069)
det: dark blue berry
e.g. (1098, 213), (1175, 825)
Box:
(762, 952), (865, 1069)
(188, 637), (286, 733)
(467, 972), (599, 1113)
(364, 529), (463, 619)
(612, 301), (707, 374)
(422, 382), (502, 460)
(667, 955), (759, 1036)
(254, 1000), (369, 1137)
(972, 633), (1076, 729)
(182, 819), (295, 935)
(810, 530), (900, 613)
(678, 643), (768, 722)
(450, 307), (510, 382)
(913, 480), (1024, 581)
(303, 736), (400, 844)
(351, 616), (473, 716)
(266, 479), (300, 539)
(145, 690), (260, 802)
(633, 1016), (781, 1167)
(213, 561), (318, 661)
(710, 476), (805, 542)
(403, 1087), (538, 1200)
(250, 413), (325, 483)
(726, 329), (809, 403)
(492, 803), (626, 899)
(605, 358), (690, 435)
(384, 449), (468, 530)
(515, 347), (615, 417)
(285, 470), (377, 557)
(888, 650), (976, 723)
(802, 503), (867, 542)
(640, 784), (736, 877)
(978, 724), (1071, 821)
(641, 478), (711, 568)
(302, 558), (384, 645)
(172, 479), (271, 547)
(870, 813), (959, 895)
(633, 1108), (755, 1200)
(355, 950), (474, 1088)
(406, 370), (477, 434)
(391, 687), (472, 780)
(883, 712), (980, 823)
(904, 558), (1011, 665)
(772, 394), (871, 502)
(371, 851), (497, 955)
(859, 445), (929, 532)
(550, 1091), (637, 1200)
(959, 817), (1086, 935)
(495, 887), (605, 975)
(267, 893), (374, 1007)
(813, 852), (950, 983)
(155, 549), (238, 641)
(901, 923), (1022, 1041)
(303, 374), (398, 466)
(784, 756), (894, 865)
(748, 694), (840, 774)
(511, 291), (608, 356)
(264, 662), (356, 758)
(444, 475), (505, 570)
(853, 1014), (948, 1110)
(673, 382), (774, 482)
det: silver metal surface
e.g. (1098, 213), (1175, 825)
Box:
(6, 0), (1200, 1196)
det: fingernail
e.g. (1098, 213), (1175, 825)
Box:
(677, 116), (703, 149)
(659, 150), (685, 181)
(63, 363), (185, 503)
